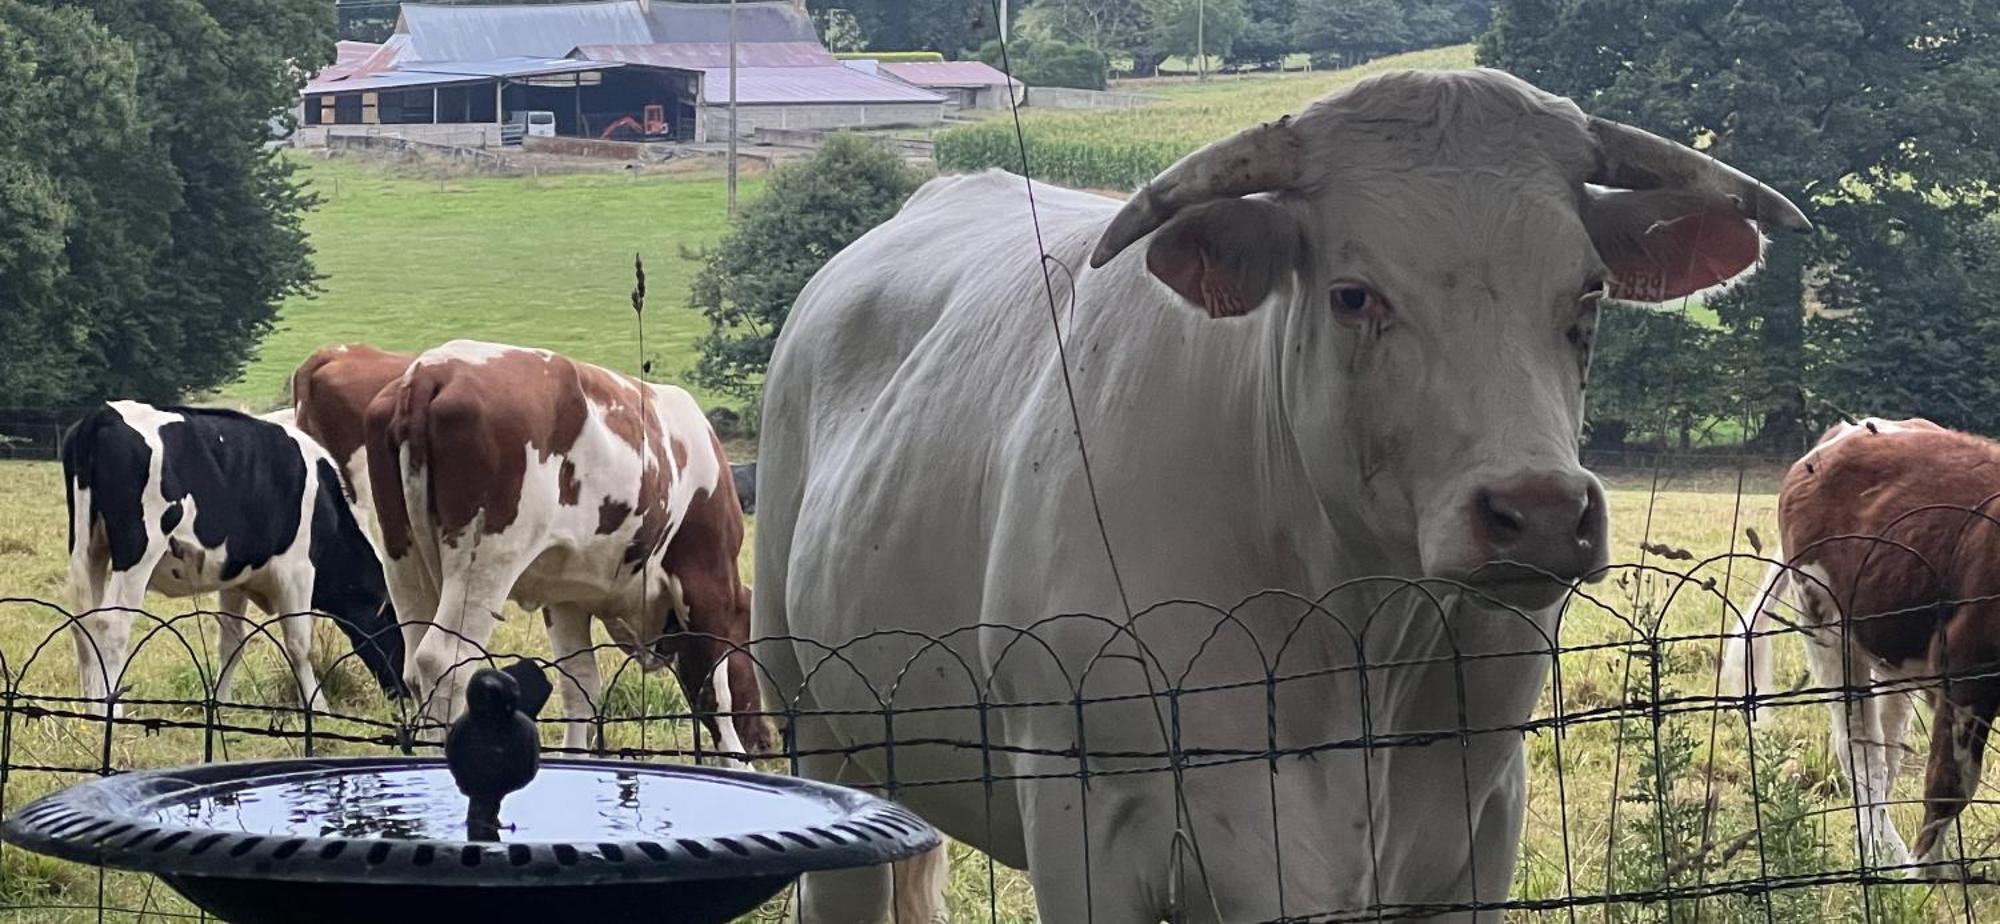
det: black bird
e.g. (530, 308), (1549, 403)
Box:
(445, 667), (542, 841)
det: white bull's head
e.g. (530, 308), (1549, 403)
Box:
(1089, 68), (1809, 610)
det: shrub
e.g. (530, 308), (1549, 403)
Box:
(977, 37), (1108, 90)
(684, 134), (928, 400)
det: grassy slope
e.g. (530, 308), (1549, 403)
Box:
(217, 157), (761, 409)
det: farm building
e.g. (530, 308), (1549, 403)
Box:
(851, 59), (1022, 110)
(299, 0), (944, 147)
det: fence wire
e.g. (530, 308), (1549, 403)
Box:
(2, 460), (2000, 923)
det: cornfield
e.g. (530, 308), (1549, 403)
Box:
(935, 45), (1476, 189)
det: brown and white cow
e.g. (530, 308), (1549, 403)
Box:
(1726, 416), (1995, 873)
(364, 340), (767, 757)
(292, 343), (418, 528)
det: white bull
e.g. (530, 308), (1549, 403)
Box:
(758, 68), (1809, 922)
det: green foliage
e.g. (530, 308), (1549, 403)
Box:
(1482, 0), (2000, 448)
(1584, 306), (1728, 450)
(0, 0), (332, 408)
(814, 8), (870, 51)
(685, 134), (927, 400)
(977, 35), (1109, 89)
(1015, 0), (1149, 60)
(1140, 0), (1247, 65)
(826, 0), (994, 57)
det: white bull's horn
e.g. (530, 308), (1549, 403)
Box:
(1587, 116), (1812, 232)
(1088, 115), (1305, 269)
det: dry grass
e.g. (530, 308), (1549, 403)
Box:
(1, 457), (1995, 921)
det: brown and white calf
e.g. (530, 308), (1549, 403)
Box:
(1726, 416), (1997, 872)
(292, 343), (417, 529)
(364, 340), (767, 757)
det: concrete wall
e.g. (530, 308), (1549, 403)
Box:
(698, 102), (943, 140)
(1023, 86), (1160, 110)
(296, 123), (504, 149)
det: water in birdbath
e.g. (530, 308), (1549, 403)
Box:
(149, 766), (843, 842)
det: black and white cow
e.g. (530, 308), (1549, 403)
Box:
(61, 401), (404, 715)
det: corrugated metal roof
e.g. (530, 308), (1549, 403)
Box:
(878, 60), (1020, 88)
(304, 69), (493, 95)
(400, 57), (623, 78)
(698, 65), (945, 105)
(645, 2), (817, 43)
(399, 1), (653, 62)
(575, 41), (834, 69)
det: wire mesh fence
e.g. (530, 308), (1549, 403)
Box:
(4, 449), (2000, 924)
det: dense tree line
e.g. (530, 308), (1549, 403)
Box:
(1, 0), (330, 408)
(1482, 0), (2000, 450)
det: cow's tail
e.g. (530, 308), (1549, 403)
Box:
(57, 409), (110, 615)
(1721, 557), (1790, 708)
(368, 369), (447, 607)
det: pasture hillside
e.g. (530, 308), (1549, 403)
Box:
(215, 157), (764, 410)
(936, 45), (1476, 189)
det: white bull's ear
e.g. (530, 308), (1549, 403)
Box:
(1142, 198), (1305, 319)
(1583, 187), (1768, 304)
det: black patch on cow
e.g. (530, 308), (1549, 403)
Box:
(154, 408), (308, 582)
(306, 459), (407, 696)
(60, 408), (155, 571)
(159, 501), (184, 535)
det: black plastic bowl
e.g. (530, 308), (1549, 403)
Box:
(2, 757), (938, 924)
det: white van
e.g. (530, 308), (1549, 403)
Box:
(524, 110), (556, 138)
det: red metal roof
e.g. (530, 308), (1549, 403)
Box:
(696, 65), (945, 105)
(878, 60), (1020, 89)
(575, 41), (835, 69)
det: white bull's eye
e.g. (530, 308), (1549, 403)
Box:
(1329, 281), (1390, 325)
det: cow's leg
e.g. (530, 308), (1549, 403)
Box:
(75, 551), (162, 719)
(1802, 624), (1910, 867)
(269, 577), (330, 714)
(383, 553), (441, 698)
(211, 589), (252, 704)
(672, 573), (768, 762)
(414, 537), (531, 728)
(543, 604), (602, 754)
(788, 736), (926, 924)
(1912, 632), (2000, 877)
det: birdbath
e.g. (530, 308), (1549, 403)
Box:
(1, 678), (938, 923)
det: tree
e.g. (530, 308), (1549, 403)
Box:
(820, 0), (993, 55)
(1016, 0), (1149, 59)
(1289, 0), (1408, 68)
(1142, 0), (1247, 68)
(1482, 0), (2000, 449)
(1226, 0), (1296, 70)
(0, 0), (329, 408)
(686, 135), (927, 401)
(978, 35), (1109, 88)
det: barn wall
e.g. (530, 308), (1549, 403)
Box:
(697, 102), (943, 139)
(296, 123), (505, 149)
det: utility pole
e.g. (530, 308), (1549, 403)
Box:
(1000, 0), (1008, 41)
(1196, 0), (1206, 81)
(727, 0), (739, 217)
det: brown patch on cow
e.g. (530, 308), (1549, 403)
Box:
(597, 498), (632, 535)
(558, 458), (582, 506)
(293, 344), (417, 493)
(1778, 419), (2000, 862)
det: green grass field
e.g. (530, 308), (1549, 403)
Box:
(214, 156), (763, 410)
(5, 452), (1996, 922)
